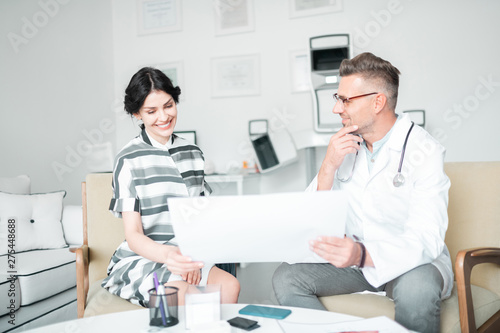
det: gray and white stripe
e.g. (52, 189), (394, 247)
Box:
(102, 130), (211, 306)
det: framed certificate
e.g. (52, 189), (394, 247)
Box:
(174, 131), (196, 144)
(214, 0), (255, 36)
(289, 0), (342, 18)
(290, 50), (311, 93)
(137, 0), (182, 35)
(211, 54), (260, 97)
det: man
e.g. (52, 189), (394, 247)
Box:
(272, 52), (452, 333)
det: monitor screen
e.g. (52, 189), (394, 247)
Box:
(311, 47), (349, 71)
(251, 135), (279, 170)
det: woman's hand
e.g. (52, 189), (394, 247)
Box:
(164, 247), (204, 276)
(123, 211), (173, 264)
(122, 211), (205, 276)
(182, 269), (201, 285)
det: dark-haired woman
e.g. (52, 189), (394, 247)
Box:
(101, 67), (240, 306)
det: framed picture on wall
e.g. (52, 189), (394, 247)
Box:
(211, 54), (260, 97)
(289, 0), (342, 18)
(214, 0), (255, 36)
(174, 131), (197, 145)
(137, 0), (182, 35)
(290, 50), (311, 93)
(154, 61), (185, 100)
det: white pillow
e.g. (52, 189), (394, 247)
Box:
(0, 191), (67, 255)
(0, 175), (31, 194)
(61, 205), (83, 246)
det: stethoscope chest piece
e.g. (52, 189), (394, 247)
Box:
(393, 172), (405, 187)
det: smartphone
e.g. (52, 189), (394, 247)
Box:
(238, 305), (292, 319)
(227, 316), (260, 331)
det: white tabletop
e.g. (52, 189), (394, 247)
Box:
(25, 303), (363, 332)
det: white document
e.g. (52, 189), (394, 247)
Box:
(278, 316), (410, 333)
(168, 191), (347, 264)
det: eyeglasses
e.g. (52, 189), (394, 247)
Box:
(333, 92), (378, 108)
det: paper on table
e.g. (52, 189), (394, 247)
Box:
(168, 191), (347, 264)
(277, 316), (410, 333)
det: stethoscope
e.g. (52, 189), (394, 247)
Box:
(338, 121), (415, 187)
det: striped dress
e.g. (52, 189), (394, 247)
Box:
(101, 129), (212, 306)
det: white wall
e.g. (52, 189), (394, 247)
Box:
(111, 0), (336, 194)
(0, 0), (114, 204)
(111, 0), (500, 196)
(348, 0), (500, 163)
(1, 0), (499, 204)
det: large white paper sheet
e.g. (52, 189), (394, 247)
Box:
(168, 191), (347, 264)
(278, 316), (410, 333)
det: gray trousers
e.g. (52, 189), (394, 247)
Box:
(272, 263), (443, 333)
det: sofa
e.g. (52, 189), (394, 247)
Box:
(0, 175), (83, 332)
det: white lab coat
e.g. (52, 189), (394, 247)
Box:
(307, 113), (453, 299)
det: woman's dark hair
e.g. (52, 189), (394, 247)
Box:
(124, 67), (181, 116)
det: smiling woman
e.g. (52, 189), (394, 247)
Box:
(101, 67), (240, 307)
(123, 67), (181, 137)
(133, 90), (178, 145)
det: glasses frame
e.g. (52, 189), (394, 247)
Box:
(333, 92), (378, 108)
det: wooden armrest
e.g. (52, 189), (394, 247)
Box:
(75, 244), (89, 318)
(455, 247), (500, 333)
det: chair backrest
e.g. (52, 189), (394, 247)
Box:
(444, 161), (500, 296)
(84, 173), (126, 284)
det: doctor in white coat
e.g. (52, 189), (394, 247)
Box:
(272, 52), (452, 333)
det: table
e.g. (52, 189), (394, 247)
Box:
(25, 304), (365, 332)
(205, 174), (260, 196)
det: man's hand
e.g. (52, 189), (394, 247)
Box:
(324, 125), (362, 169)
(317, 125), (363, 190)
(310, 236), (361, 268)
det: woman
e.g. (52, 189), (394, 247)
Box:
(102, 67), (240, 306)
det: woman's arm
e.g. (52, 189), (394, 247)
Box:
(122, 211), (204, 276)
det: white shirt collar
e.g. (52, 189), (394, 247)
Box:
(145, 131), (172, 150)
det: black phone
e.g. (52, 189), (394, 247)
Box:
(227, 316), (260, 331)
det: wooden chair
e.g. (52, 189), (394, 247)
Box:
(75, 172), (237, 318)
(319, 162), (500, 332)
(446, 162), (500, 332)
(75, 173), (141, 318)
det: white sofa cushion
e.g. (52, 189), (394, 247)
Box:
(0, 175), (30, 194)
(11, 248), (76, 306)
(0, 287), (76, 332)
(61, 205), (83, 246)
(0, 191), (67, 255)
